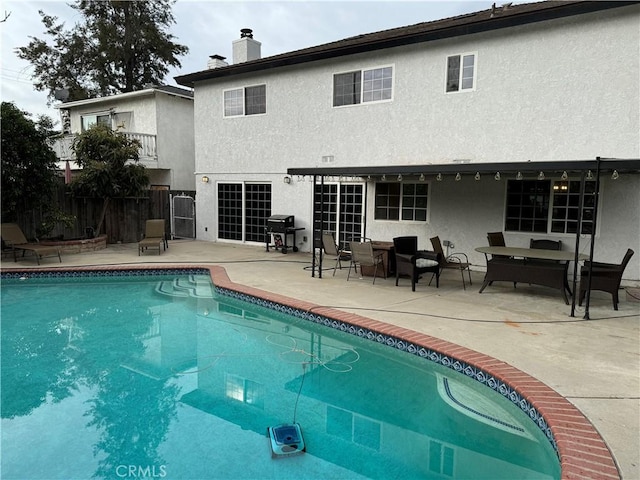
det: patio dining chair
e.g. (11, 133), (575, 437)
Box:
(322, 232), (351, 276)
(347, 241), (384, 284)
(487, 231), (516, 288)
(529, 238), (564, 265)
(430, 236), (472, 289)
(487, 232), (509, 256)
(579, 248), (634, 310)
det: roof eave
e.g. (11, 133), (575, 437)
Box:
(175, 1), (634, 88)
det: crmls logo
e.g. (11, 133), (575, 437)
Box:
(115, 465), (167, 478)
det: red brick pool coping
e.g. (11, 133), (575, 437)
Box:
(2, 264), (620, 480)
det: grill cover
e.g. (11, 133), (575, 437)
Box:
(267, 215), (294, 231)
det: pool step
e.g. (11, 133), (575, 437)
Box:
(155, 276), (214, 298)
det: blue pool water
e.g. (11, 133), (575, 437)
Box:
(1, 271), (560, 479)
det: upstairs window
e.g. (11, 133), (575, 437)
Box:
(224, 85), (266, 117)
(333, 66), (393, 107)
(446, 53), (476, 93)
(81, 113), (110, 131)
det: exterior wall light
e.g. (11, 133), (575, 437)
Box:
(475, 172), (481, 181)
(419, 173), (425, 181)
(455, 173), (461, 181)
(494, 172), (501, 181)
(283, 175), (292, 184)
(612, 170), (619, 180)
(201, 176), (210, 183)
(436, 173), (443, 181)
(538, 171), (545, 180)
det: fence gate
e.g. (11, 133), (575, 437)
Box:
(171, 194), (195, 239)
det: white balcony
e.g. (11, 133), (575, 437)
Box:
(50, 132), (158, 164)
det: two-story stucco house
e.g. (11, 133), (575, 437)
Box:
(175, 1), (639, 282)
(52, 85), (195, 191)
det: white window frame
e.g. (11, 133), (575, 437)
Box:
(223, 84), (267, 117)
(503, 178), (600, 236)
(332, 65), (394, 107)
(445, 52), (477, 93)
(374, 181), (430, 222)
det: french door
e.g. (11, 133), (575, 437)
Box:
(218, 182), (271, 243)
(314, 182), (365, 250)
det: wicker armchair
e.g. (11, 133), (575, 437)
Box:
(393, 236), (441, 291)
(579, 249), (634, 310)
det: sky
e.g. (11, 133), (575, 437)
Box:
(1, 1), (487, 125)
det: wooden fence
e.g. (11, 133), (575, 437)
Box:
(12, 183), (194, 244)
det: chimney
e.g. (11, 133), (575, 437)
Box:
(232, 28), (261, 64)
(207, 54), (229, 69)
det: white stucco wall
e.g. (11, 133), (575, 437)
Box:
(192, 5), (640, 280)
(156, 93), (195, 191)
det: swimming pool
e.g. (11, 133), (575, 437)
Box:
(1, 268), (563, 479)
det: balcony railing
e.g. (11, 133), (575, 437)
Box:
(50, 132), (158, 164)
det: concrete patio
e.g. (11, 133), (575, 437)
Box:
(2, 239), (638, 478)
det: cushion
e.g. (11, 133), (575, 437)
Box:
(416, 258), (439, 268)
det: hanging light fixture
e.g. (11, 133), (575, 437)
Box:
(494, 172), (501, 181)
(474, 172), (481, 181)
(538, 171), (545, 180)
(381, 174), (386, 181)
(455, 173), (461, 181)
(586, 170), (594, 180)
(516, 172), (523, 180)
(611, 170), (619, 180)
(436, 173), (443, 181)
(397, 174), (403, 182)
(561, 171), (568, 180)
(419, 173), (425, 181)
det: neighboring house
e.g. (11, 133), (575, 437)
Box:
(176, 1), (640, 281)
(51, 85), (195, 191)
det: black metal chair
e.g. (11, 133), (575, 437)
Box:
(430, 236), (472, 290)
(579, 249), (634, 310)
(393, 236), (441, 291)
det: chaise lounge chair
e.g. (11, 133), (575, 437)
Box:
(1, 223), (62, 265)
(138, 219), (167, 255)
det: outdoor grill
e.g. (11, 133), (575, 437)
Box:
(265, 215), (303, 254)
(267, 215), (295, 232)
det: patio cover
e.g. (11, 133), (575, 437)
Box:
(288, 158), (640, 319)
